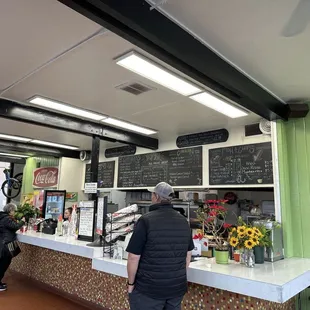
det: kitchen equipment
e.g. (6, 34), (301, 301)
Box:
(253, 220), (284, 262)
(261, 200), (275, 216)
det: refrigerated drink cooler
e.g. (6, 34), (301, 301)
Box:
(42, 190), (66, 221)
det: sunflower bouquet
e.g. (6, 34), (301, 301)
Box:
(229, 218), (270, 250)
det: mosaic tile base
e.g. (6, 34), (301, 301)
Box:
(10, 244), (295, 310)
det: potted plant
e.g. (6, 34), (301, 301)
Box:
(15, 203), (39, 223)
(196, 200), (231, 264)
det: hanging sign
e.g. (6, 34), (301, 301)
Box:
(33, 167), (59, 188)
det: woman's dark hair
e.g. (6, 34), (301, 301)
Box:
(66, 207), (73, 215)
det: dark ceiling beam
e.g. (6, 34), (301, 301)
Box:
(0, 139), (80, 159)
(58, 0), (289, 121)
(0, 99), (158, 150)
(0, 156), (26, 165)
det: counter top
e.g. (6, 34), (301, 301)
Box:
(18, 231), (310, 303)
(17, 231), (102, 259)
(92, 256), (310, 303)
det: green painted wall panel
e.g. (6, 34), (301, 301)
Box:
(277, 115), (310, 258)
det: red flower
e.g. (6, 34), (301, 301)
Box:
(223, 223), (232, 229)
(205, 218), (213, 223)
(193, 233), (203, 240)
(209, 211), (217, 217)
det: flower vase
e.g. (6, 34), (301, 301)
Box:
(215, 249), (229, 264)
(254, 246), (265, 264)
(244, 249), (255, 268)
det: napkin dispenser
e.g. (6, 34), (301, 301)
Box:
(192, 240), (202, 257)
(42, 219), (57, 235)
(117, 232), (133, 260)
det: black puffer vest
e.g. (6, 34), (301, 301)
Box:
(136, 203), (191, 300)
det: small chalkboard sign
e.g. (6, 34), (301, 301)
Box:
(118, 146), (203, 188)
(209, 142), (273, 185)
(105, 145), (136, 158)
(85, 161), (115, 188)
(177, 129), (229, 148)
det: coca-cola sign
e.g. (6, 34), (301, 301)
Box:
(33, 167), (59, 188)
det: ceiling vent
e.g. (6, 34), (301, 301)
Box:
(116, 81), (154, 95)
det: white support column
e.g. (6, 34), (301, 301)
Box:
(271, 121), (282, 223)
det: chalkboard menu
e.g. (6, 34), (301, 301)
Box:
(209, 142), (273, 185)
(105, 145), (136, 158)
(177, 129), (229, 148)
(85, 161), (115, 188)
(118, 147), (203, 188)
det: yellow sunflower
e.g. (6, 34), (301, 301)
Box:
(251, 236), (259, 245)
(238, 232), (245, 238)
(253, 227), (262, 237)
(244, 239), (255, 249)
(237, 226), (246, 234)
(231, 227), (237, 232)
(246, 228), (255, 237)
(229, 237), (239, 247)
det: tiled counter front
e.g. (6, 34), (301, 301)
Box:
(10, 244), (295, 310)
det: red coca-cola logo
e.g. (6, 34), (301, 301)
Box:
(33, 167), (59, 188)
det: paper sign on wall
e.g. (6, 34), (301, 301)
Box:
(84, 182), (97, 194)
(96, 197), (104, 235)
(78, 201), (94, 237)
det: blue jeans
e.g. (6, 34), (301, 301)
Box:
(129, 289), (183, 310)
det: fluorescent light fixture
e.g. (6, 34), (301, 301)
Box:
(0, 153), (29, 158)
(190, 92), (248, 118)
(29, 96), (107, 121)
(102, 118), (157, 135)
(31, 140), (79, 150)
(0, 134), (31, 142)
(116, 52), (201, 96)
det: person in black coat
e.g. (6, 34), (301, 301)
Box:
(0, 203), (25, 292)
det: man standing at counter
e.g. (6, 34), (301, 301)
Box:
(126, 182), (194, 310)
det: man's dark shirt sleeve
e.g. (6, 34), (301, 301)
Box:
(188, 231), (194, 251)
(126, 218), (147, 255)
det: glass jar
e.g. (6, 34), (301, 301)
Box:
(244, 249), (255, 268)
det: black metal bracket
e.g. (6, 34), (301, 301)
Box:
(0, 98), (158, 150)
(0, 156), (26, 164)
(59, 0), (289, 121)
(0, 139), (80, 159)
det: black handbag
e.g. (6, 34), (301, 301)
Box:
(6, 240), (21, 258)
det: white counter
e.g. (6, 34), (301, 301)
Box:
(92, 256), (310, 303)
(17, 231), (102, 259)
(17, 232), (310, 303)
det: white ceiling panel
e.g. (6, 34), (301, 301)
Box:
(4, 31), (183, 121)
(0, 0), (100, 91)
(154, 0), (310, 101)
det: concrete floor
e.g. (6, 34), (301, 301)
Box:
(1, 271), (91, 310)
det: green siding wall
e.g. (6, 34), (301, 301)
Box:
(277, 116), (310, 258)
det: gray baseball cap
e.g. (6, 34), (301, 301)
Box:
(149, 182), (174, 200)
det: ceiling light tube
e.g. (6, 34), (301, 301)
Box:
(116, 52), (201, 96)
(29, 96), (107, 121)
(190, 92), (248, 118)
(0, 153), (29, 158)
(102, 118), (157, 135)
(31, 140), (79, 150)
(0, 134), (31, 142)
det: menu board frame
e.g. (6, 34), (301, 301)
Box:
(78, 200), (95, 242)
